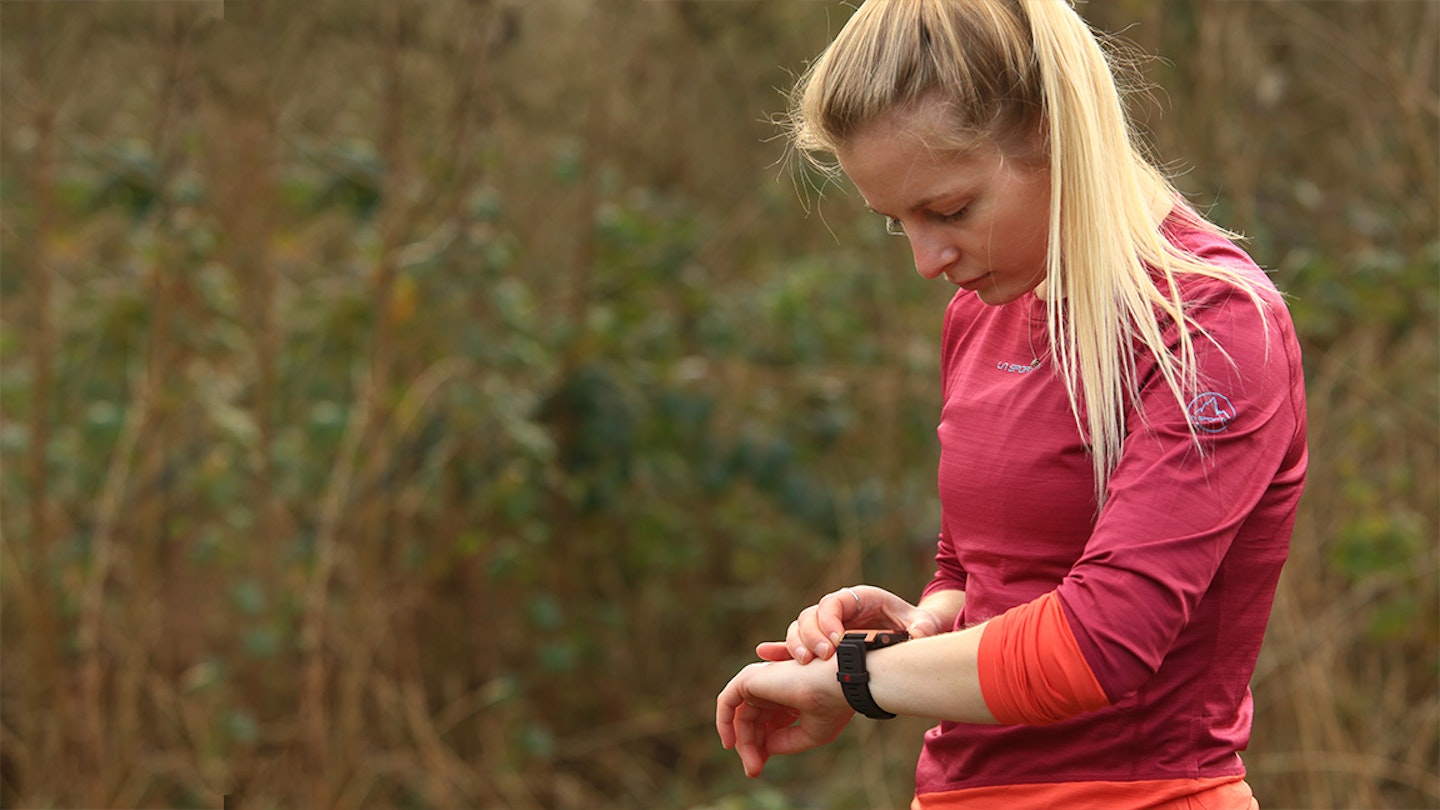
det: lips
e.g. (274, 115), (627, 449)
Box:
(949, 272), (990, 290)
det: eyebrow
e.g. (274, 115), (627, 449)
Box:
(863, 188), (970, 219)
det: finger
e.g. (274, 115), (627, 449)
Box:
(779, 619), (813, 664)
(805, 589), (859, 658)
(738, 704), (800, 777)
(733, 699), (776, 777)
(738, 737), (766, 777)
(738, 734), (769, 776)
(815, 589), (858, 649)
(761, 708), (848, 758)
(906, 607), (944, 639)
(755, 640), (791, 662)
(715, 676), (746, 750)
(791, 609), (824, 663)
(791, 603), (834, 661)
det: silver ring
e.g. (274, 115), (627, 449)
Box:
(841, 587), (861, 611)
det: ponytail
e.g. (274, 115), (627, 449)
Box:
(1026, 0), (1271, 502)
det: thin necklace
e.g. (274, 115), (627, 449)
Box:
(1026, 298), (1047, 368)
(1025, 296), (1059, 368)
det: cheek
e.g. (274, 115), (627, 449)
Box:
(1007, 203), (1050, 264)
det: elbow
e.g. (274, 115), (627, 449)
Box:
(976, 592), (1113, 725)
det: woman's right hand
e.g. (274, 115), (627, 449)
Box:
(754, 585), (949, 664)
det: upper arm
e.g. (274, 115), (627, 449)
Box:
(1055, 286), (1307, 700)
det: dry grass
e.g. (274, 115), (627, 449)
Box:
(1, 2), (1435, 808)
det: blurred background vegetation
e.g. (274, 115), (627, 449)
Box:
(1, 1), (1435, 808)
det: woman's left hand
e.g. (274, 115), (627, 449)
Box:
(715, 656), (854, 777)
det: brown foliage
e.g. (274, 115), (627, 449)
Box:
(0, 2), (1434, 808)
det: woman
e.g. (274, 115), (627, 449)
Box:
(714, 1), (1307, 808)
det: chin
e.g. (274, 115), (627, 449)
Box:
(973, 287), (1024, 306)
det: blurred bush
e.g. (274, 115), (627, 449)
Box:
(1, 2), (1434, 809)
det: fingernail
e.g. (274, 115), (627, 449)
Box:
(796, 647), (811, 664)
(816, 641), (831, 659)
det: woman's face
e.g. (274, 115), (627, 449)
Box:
(836, 104), (1052, 305)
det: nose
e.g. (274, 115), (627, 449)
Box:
(907, 227), (959, 281)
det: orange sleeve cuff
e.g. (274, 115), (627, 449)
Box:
(977, 591), (1110, 725)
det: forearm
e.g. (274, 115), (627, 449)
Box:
(717, 596), (996, 778)
(870, 588), (1116, 726)
(863, 621), (997, 724)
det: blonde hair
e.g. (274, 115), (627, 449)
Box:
(788, 0), (1270, 503)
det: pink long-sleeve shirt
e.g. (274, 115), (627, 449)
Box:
(915, 214), (1307, 804)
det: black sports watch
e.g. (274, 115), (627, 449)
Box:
(835, 630), (910, 719)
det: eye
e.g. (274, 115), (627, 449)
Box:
(939, 206), (969, 223)
(884, 216), (905, 236)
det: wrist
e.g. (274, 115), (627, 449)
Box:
(834, 630), (910, 719)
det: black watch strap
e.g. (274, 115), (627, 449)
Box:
(835, 630), (909, 719)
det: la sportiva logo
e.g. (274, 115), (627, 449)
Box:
(1187, 392), (1236, 433)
